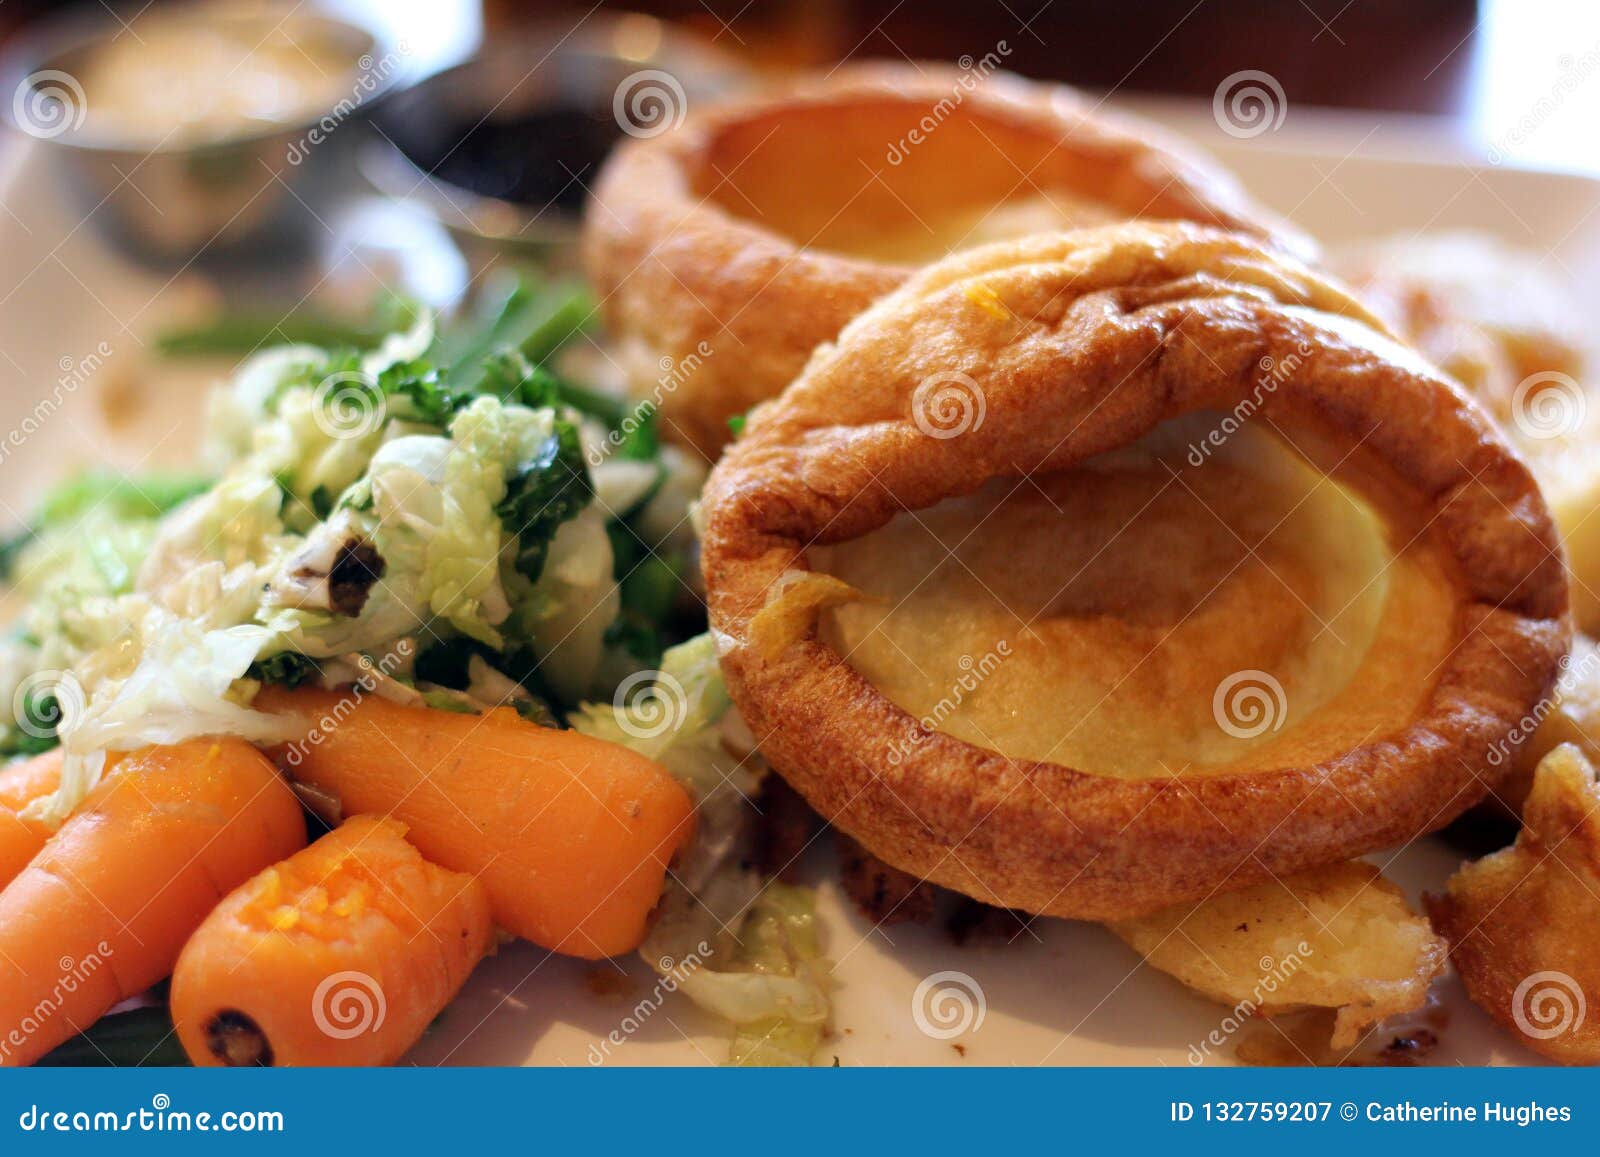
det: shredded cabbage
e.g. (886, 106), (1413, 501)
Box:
(11, 307), (620, 822)
(573, 634), (832, 1066)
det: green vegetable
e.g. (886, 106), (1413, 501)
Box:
(156, 294), (418, 359)
(604, 551), (684, 666)
(31, 470), (210, 530)
(35, 1006), (189, 1067)
(728, 885), (831, 1068)
(0, 528), (33, 582)
(575, 636), (832, 1067)
(435, 274), (591, 387)
(156, 314), (391, 358)
(497, 421), (593, 585)
(413, 637), (561, 723)
(249, 653), (323, 690)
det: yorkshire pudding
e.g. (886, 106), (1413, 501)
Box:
(1336, 234), (1600, 633)
(699, 223), (1569, 921)
(584, 65), (1308, 456)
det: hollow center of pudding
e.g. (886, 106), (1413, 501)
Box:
(690, 97), (1125, 265)
(810, 416), (1463, 778)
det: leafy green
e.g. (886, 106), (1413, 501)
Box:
(0, 528), (33, 582)
(604, 552), (684, 667)
(435, 274), (591, 389)
(35, 470), (211, 525)
(249, 652), (323, 690)
(511, 697), (558, 727)
(497, 421), (592, 585)
(0, 691), (61, 758)
(574, 636), (832, 1067)
(0, 470), (209, 586)
(157, 292), (420, 359)
(413, 636), (561, 723)
(156, 314), (390, 358)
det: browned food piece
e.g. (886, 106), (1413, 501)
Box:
(751, 773), (823, 883)
(1335, 235), (1600, 633)
(585, 63), (1308, 456)
(836, 832), (938, 927)
(1112, 861), (1446, 1051)
(1428, 743), (1600, 1065)
(946, 897), (1033, 946)
(1488, 634), (1600, 818)
(700, 222), (1569, 921)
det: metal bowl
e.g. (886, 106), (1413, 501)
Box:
(0, 6), (399, 265)
(360, 13), (750, 274)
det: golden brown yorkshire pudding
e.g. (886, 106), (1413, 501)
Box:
(1335, 235), (1600, 634)
(584, 65), (1308, 456)
(699, 222), (1569, 921)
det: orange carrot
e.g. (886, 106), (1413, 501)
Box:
(0, 749), (62, 889)
(172, 814), (492, 1067)
(0, 740), (305, 1067)
(257, 687), (695, 959)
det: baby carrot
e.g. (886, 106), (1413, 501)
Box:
(0, 740), (305, 1067)
(172, 815), (492, 1067)
(256, 687), (695, 959)
(0, 749), (62, 889)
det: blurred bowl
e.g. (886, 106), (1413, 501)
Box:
(360, 12), (750, 273)
(1, 4), (399, 265)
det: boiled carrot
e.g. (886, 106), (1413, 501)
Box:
(257, 687), (694, 959)
(0, 740), (305, 1067)
(172, 815), (492, 1066)
(0, 749), (62, 889)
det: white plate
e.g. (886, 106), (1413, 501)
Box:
(0, 101), (1581, 1067)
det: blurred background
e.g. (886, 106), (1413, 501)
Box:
(0, 0), (1595, 278)
(0, 0), (1592, 458)
(0, 0), (1597, 171)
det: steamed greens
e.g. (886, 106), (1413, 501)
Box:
(0, 276), (831, 1067)
(0, 279), (703, 823)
